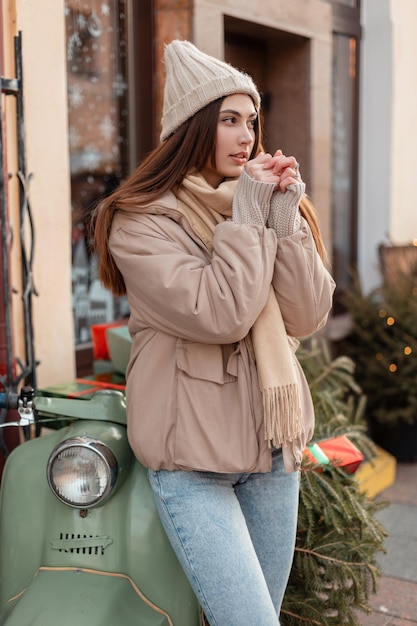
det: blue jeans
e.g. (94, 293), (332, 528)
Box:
(147, 450), (299, 626)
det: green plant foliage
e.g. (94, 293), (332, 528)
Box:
(281, 339), (387, 625)
(339, 272), (417, 427)
(298, 337), (373, 457)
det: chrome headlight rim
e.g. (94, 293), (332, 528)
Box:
(47, 436), (118, 509)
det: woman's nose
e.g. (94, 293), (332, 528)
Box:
(239, 127), (253, 144)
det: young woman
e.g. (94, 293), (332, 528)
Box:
(92, 40), (335, 626)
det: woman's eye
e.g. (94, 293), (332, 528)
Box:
(220, 116), (256, 128)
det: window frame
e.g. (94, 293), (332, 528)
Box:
(328, 0), (361, 309)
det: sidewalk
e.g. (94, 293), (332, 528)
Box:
(358, 461), (417, 625)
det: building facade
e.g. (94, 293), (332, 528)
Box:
(0, 0), (416, 388)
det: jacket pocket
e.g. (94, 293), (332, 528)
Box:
(176, 341), (237, 384)
(174, 340), (259, 472)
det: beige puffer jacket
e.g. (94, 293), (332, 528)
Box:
(109, 190), (335, 474)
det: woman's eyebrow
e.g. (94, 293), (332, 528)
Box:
(219, 108), (257, 117)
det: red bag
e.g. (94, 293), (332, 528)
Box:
(304, 435), (365, 474)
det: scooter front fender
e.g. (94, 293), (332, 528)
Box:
(1, 566), (182, 626)
(0, 420), (201, 625)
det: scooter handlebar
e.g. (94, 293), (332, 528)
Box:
(0, 386), (34, 410)
(0, 386), (35, 427)
(0, 391), (20, 411)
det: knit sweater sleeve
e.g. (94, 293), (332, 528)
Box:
(267, 182), (305, 238)
(232, 169), (276, 225)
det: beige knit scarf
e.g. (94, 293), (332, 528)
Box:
(176, 173), (303, 448)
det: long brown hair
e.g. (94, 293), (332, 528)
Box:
(91, 96), (327, 296)
(91, 97), (261, 295)
(299, 195), (329, 267)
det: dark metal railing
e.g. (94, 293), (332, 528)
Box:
(0, 32), (38, 400)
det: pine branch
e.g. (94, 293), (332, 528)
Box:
(281, 338), (388, 625)
(280, 607), (323, 625)
(295, 545), (381, 572)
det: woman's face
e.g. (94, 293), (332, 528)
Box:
(200, 94), (257, 188)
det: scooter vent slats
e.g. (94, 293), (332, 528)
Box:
(50, 532), (113, 555)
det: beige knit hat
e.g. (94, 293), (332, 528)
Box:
(160, 40), (261, 141)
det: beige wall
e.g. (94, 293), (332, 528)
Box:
(359, 0), (417, 291)
(5, 0), (76, 386)
(390, 0), (417, 244)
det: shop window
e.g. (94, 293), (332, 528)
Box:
(64, 0), (154, 373)
(326, 0), (361, 304)
(332, 33), (358, 291)
(65, 0), (130, 348)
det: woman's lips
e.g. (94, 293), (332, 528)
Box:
(230, 153), (247, 165)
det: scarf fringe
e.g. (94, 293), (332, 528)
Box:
(263, 384), (304, 448)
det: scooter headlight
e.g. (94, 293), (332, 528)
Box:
(47, 437), (118, 508)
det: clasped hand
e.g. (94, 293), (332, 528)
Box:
(245, 150), (301, 193)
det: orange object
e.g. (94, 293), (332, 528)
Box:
(91, 321), (127, 360)
(303, 435), (365, 474)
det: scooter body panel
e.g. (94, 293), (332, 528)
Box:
(0, 417), (200, 625)
(1, 568), (176, 626)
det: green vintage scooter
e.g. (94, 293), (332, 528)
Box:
(0, 387), (202, 626)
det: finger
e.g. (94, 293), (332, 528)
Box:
(255, 152), (272, 163)
(270, 156), (297, 175)
(279, 166), (302, 185)
(277, 155), (297, 170)
(279, 176), (302, 192)
(281, 167), (297, 179)
(281, 163), (302, 180)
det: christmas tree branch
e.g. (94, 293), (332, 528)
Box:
(295, 545), (380, 573)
